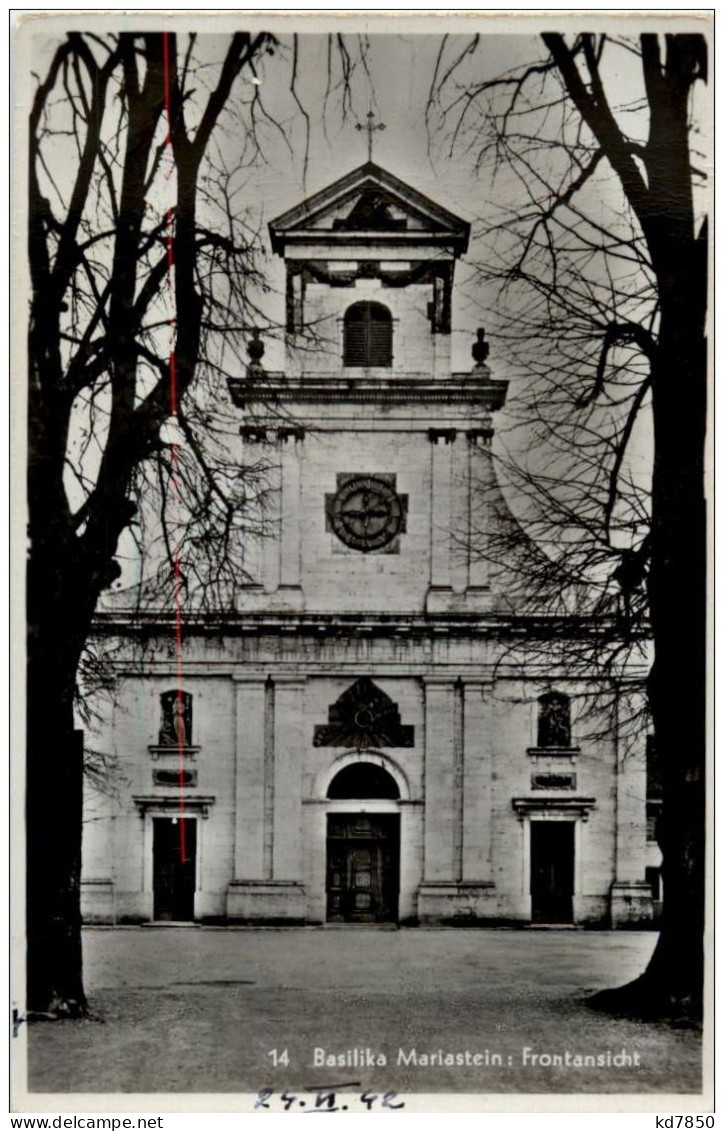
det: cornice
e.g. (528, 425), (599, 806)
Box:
(92, 609), (642, 640)
(227, 373), (509, 410)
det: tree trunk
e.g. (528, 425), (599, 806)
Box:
(590, 234), (707, 1021)
(26, 612), (88, 1016)
(26, 508), (102, 1014)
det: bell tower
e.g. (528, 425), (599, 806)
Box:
(224, 162), (514, 924)
(228, 161), (510, 618)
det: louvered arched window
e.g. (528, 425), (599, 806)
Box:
(343, 301), (393, 367)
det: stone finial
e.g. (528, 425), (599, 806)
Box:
(246, 328), (265, 374)
(472, 327), (490, 372)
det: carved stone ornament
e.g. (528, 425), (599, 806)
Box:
(314, 677), (414, 748)
(153, 768), (198, 788)
(325, 473), (407, 553)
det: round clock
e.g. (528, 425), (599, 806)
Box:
(328, 475), (405, 552)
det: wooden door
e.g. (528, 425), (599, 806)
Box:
(530, 820), (574, 923)
(153, 818), (196, 921)
(327, 814), (399, 923)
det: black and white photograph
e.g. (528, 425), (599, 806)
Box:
(13, 10), (711, 1114)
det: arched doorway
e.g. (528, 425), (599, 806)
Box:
(326, 761), (400, 924)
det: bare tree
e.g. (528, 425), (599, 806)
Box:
(430, 31), (708, 1018)
(26, 29), (285, 1016)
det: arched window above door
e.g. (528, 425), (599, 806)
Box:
(327, 762), (400, 800)
(343, 301), (393, 367)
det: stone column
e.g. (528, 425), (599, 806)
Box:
(421, 677), (457, 882)
(272, 677), (306, 884)
(462, 681), (494, 880)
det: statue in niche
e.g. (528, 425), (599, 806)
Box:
(159, 690), (193, 747)
(472, 327), (490, 369)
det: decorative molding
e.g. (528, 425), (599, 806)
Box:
(148, 745), (200, 761)
(133, 794), (215, 818)
(268, 161), (470, 256)
(428, 427), (457, 444)
(418, 881), (495, 891)
(314, 677), (414, 748)
(239, 426), (269, 442)
(228, 374), (508, 410)
(467, 425), (494, 446)
(277, 426), (305, 443)
(531, 773), (577, 791)
(526, 746), (581, 763)
(512, 797), (596, 822)
(153, 768), (198, 788)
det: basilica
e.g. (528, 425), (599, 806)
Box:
(81, 161), (660, 928)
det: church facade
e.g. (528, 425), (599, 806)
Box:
(82, 162), (658, 929)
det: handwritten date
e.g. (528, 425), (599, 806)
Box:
(254, 1086), (405, 1112)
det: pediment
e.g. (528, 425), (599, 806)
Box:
(313, 677), (414, 748)
(269, 162), (469, 254)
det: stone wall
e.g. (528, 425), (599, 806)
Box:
(81, 637), (651, 928)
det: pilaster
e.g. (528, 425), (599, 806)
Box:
(450, 434), (470, 594)
(262, 444), (282, 594)
(467, 432), (493, 589)
(611, 703), (652, 925)
(462, 681), (494, 881)
(231, 676), (267, 880)
(421, 676), (457, 881)
(227, 674), (307, 921)
(272, 676), (307, 881)
(236, 428), (305, 613)
(278, 428), (305, 608)
(427, 430), (454, 610)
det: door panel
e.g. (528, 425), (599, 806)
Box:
(153, 818), (196, 921)
(326, 814), (399, 923)
(530, 821), (574, 923)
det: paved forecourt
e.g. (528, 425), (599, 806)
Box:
(28, 927), (701, 1097)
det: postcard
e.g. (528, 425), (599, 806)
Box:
(12, 8), (713, 1117)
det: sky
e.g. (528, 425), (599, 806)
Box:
(209, 31), (548, 374)
(27, 19), (710, 585)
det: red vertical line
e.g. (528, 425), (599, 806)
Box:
(163, 32), (187, 863)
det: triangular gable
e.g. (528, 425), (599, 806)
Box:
(269, 162), (469, 254)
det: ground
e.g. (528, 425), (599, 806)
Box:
(27, 927), (701, 1100)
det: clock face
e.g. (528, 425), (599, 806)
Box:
(327, 475), (405, 552)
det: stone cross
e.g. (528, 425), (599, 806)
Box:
(356, 110), (386, 162)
